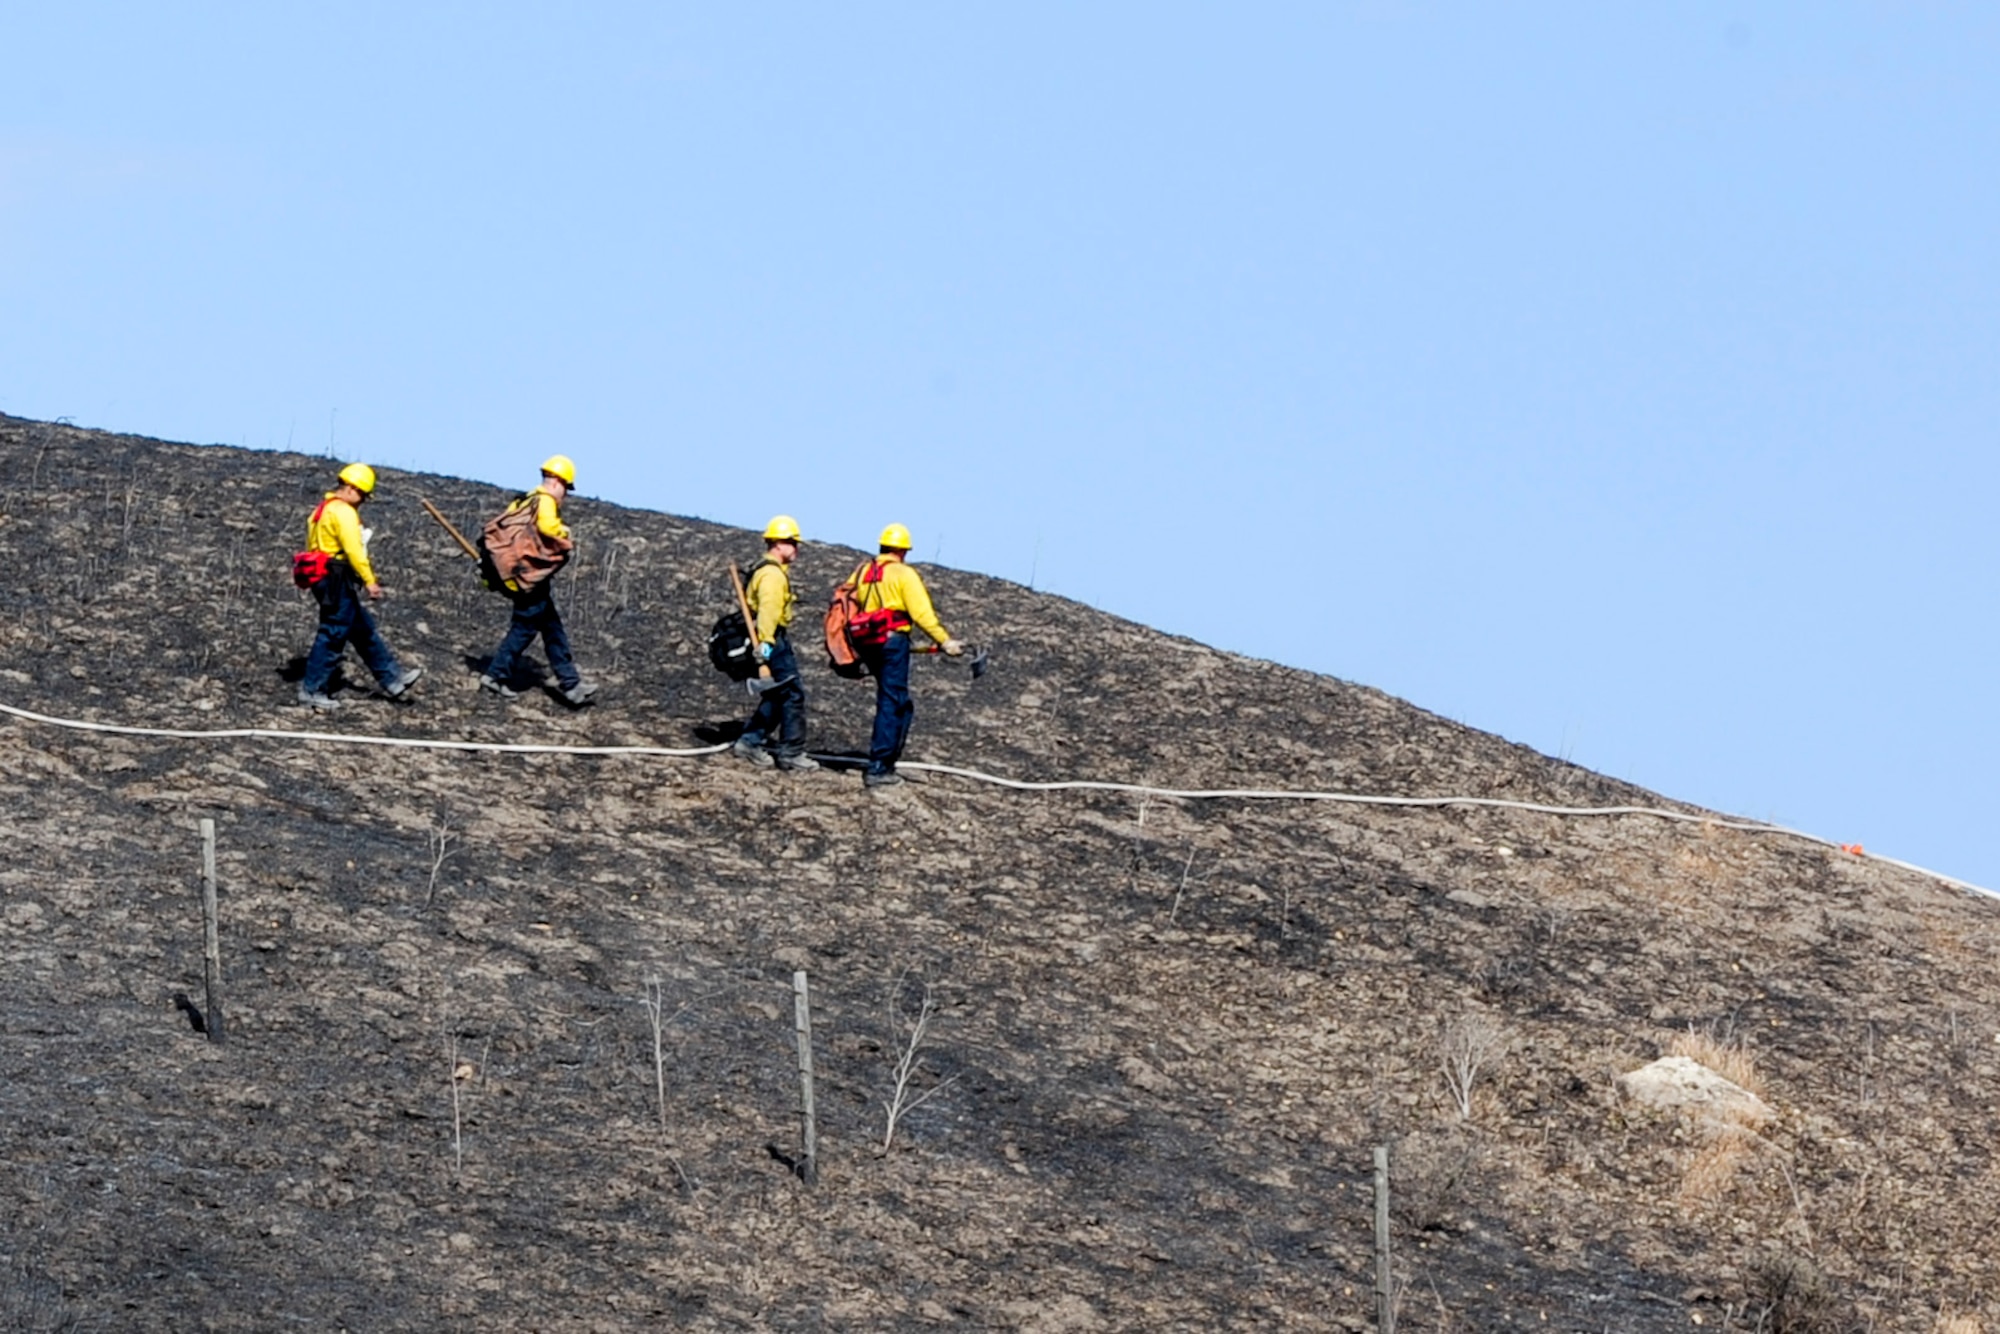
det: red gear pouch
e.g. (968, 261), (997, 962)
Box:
(291, 550), (332, 588)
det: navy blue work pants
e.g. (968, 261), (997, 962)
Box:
(860, 631), (913, 777)
(487, 580), (578, 691)
(742, 630), (808, 759)
(302, 568), (401, 694)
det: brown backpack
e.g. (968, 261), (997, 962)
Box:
(478, 492), (572, 592)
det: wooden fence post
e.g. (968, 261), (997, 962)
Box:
(1374, 1144), (1393, 1334)
(792, 971), (818, 1186)
(198, 818), (225, 1044)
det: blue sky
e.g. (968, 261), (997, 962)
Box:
(4, 4), (1996, 889)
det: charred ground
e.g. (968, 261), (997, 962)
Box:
(0, 414), (1995, 1332)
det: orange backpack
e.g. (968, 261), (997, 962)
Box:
(824, 573), (869, 679)
(824, 560), (909, 678)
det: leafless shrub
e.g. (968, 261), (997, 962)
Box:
(639, 975), (690, 1134)
(1124, 796), (1153, 891)
(1855, 1018), (1878, 1106)
(638, 975), (696, 1191)
(1437, 1011), (1509, 1120)
(447, 1031), (472, 1180)
(1419, 1270), (1465, 1334)
(1747, 1250), (1842, 1334)
(882, 972), (959, 1152)
(1941, 1007), (1975, 1071)
(1168, 844), (1197, 923)
(29, 420), (65, 493)
(424, 815), (455, 909)
(1477, 946), (1534, 1002)
(1391, 1126), (1478, 1233)
(119, 481), (137, 558)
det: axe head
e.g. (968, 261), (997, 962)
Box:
(745, 672), (795, 698)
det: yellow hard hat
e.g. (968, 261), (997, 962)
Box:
(540, 454), (577, 485)
(763, 515), (803, 542)
(878, 522), (912, 550)
(337, 462), (377, 494)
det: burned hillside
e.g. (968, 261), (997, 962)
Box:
(1, 413), (1996, 1332)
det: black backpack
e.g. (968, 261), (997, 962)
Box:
(707, 560), (774, 681)
(707, 611), (761, 681)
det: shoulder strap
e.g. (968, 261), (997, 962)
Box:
(742, 558), (779, 608)
(854, 559), (886, 611)
(494, 491), (540, 526)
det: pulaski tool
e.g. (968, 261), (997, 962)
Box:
(919, 641), (989, 680)
(729, 561), (792, 697)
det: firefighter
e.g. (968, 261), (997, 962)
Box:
(843, 523), (964, 788)
(478, 455), (598, 706)
(730, 515), (818, 771)
(296, 463), (423, 710)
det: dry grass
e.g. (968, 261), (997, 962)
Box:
(1653, 820), (1749, 909)
(1920, 913), (1990, 969)
(1670, 1028), (1767, 1100)
(1676, 1121), (1759, 1210)
(1670, 844), (1728, 889)
(1933, 1316), (1982, 1334)
(1667, 1029), (1775, 1210)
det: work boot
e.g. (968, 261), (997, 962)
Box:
(774, 754), (821, 772)
(732, 736), (775, 769)
(478, 676), (519, 701)
(863, 770), (904, 789)
(384, 665), (425, 699)
(561, 680), (600, 707)
(297, 687), (338, 711)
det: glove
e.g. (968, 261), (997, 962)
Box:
(942, 638), (966, 657)
(759, 641), (774, 662)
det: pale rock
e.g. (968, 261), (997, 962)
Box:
(1617, 1055), (1771, 1124)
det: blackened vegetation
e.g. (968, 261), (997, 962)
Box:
(0, 415), (1996, 1331)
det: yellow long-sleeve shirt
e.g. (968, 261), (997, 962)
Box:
(307, 494), (377, 586)
(846, 553), (951, 644)
(506, 485), (570, 541)
(745, 560), (794, 645)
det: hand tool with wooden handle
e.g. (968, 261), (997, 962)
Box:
(729, 561), (787, 696)
(917, 641), (989, 680)
(420, 497), (482, 561)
